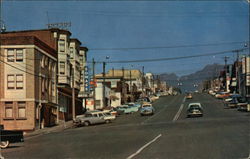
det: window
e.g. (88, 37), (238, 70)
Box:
(7, 49), (14, 62)
(7, 74), (15, 89)
(60, 62), (65, 74)
(51, 81), (55, 96)
(111, 81), (117, 88)
(5, 102), (13, 118)
(42, 78), (45, 92)
(16, 74), (23, 89)
(16, 49), (23, 62)
(95, 100), (101, 107)
(59, 39), (65, 52)
(70, 47), (74, 58)
(40, 55), (44, 68)
(17, 102), (26, 118)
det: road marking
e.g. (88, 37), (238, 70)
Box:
(182, 97), (186, 103)
(141, 105), (168, 124)
(173, 104), (184, 122)
(127, 134), (162, 159)
(172, 97), (186, 122)
(141, 96), (179, 125)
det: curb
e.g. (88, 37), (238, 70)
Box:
(24, 123), (74, 139)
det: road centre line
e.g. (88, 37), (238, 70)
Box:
(141, 104), (168, 125)
(126, 134), (162, 159)
(172, 97), (186, 122)
(141, 96), (179, 125)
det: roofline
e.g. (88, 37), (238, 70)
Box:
(2, 28), (72, 36)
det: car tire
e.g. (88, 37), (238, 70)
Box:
(0, 141), (9, 148)
(84, 121), (90, 126)
(105, 120), (111, 124)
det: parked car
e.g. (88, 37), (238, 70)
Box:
(136, 97), (152, 103)
(224, 96), (245, 109)
(224, 98), (239, 108)
(187, 103), (203, 117)
(112, 107), (125, 115)
(215, 92), (230, 99)
(103, 107), (118, 116)
(149, 95), (159, 102)
(140, 104), (155, 116)
(237, 97), (248, 111)
(102, 112), (116, 123)
(73, 111), (106, 127)
(224, 94), (241, 102)
(117, 105), (139, 114)
(0, 126), (24, 148)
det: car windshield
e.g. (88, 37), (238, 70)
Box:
(189, 105), (200, 109)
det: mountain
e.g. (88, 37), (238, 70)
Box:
(159, 63), (224, 92)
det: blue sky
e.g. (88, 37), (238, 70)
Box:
(2, 1), (249, 76)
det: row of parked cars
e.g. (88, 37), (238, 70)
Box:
(73, 97), (157, 127)
(208, 90), (250, 112)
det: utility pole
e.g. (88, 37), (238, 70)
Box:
(224, 56), (230, 92)
(122, 67), (125, 104)
(129, 69), (132, 102)
(72, 66), (75, 121)
(142, 66), (144, 97)
(102, 62), (106, 108)
(92, 58), (96, 109)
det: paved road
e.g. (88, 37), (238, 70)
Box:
(3, 93), (250, 159)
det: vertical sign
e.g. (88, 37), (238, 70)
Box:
(84, 66), (90, 92)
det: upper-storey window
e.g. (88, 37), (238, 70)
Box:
(16, 74), (24, 89)
(59, 39), (65, 52)
(16, 49), (23, 62)
(70, 47), (74, 59)
(7, 49), (15, 62)
(7, 74), (15, 89)
(59, 61), (65, 75)
(7, 49), (24, 62)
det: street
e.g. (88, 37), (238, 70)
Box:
(3, 93), (250, 159)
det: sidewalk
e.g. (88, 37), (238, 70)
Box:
(24, 120), (74, 138)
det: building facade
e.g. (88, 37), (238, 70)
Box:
(0, 35), (57, 131)
(0, 28), (88, 130)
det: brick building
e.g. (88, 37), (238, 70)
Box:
(0, 35), (57, 131)
(0, 29), (88, 131)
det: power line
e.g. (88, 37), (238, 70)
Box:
(0, 59), (53, 80)
(90, 41), (248, 51)
(90, 48), (248, 64)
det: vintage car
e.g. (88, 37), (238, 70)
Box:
(140, 104), (155, 116)
(0, 125), (24, 148)
(187, 103), (203, 117)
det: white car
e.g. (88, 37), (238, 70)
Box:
(103, 112), (116, 123)
(187, 103), (203, 117)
